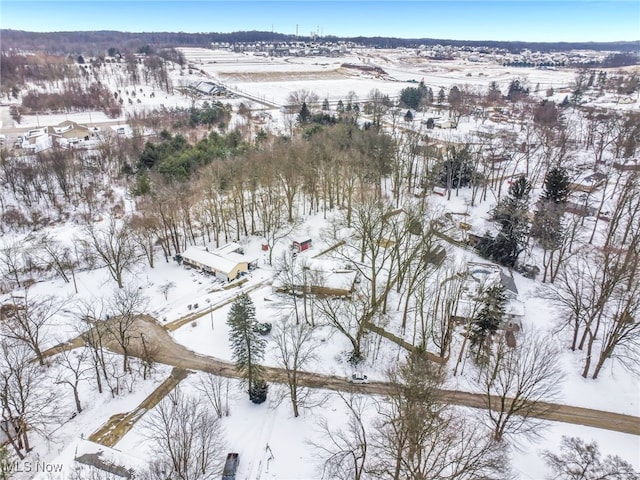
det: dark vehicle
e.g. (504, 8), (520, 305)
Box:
(254, 322), (272, 335)
(222, 453), (239, 480)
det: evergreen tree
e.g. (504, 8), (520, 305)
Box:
(437, 87), (446, 105)
(439, 144), (474, 190)
(298, 102), (311, 124)
(336, 99), (345, 113)
(322, 98), (330, 111)
(506, 79), (529, 101)
(447, 85), (462, 108)
(132, 168), (151, 196)
(480, 176), (532, 267)
(531, 167), (569, 281)
(227, 293), (266, 401)
(470, 284), (507, 352)
(400, 86), (423, 110)
(541, 166), (570, 204)
(404, 109), (414, 122)
(249, 379), (268, 404)
(492, 176), (531, 229)
(570, 87), (583, 107)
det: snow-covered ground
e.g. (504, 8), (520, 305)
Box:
(9, 203), (636, 480)
(1, 48), (638, 479)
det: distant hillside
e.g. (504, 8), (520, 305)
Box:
(1, 29), (638, 56)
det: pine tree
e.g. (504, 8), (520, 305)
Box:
(298, 102), (311, 124)
(470, 284), (507, 351)
(484, 176), (532, 267)
(531, 167), (569, 281)
(249, 379), (268, 404)
(541, 166), (570, 204)
(322, 98), (330, 111)
(404, 109), (414, 122)
(439, 144), (474, 190)
(227, 293), (266, 400)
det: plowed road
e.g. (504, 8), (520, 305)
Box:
(97, 315), (638, 437)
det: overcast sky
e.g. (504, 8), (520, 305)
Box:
(2, 1), (638, 43)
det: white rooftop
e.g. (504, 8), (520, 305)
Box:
(182, 246), (240, 274)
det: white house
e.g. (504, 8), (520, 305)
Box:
(456, 262), (525, 332)
(180, 243), (257, 282)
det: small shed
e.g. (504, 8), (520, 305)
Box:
(293, 238), (312, 253)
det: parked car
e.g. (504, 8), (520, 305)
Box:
(222, 453), (239, 480)
(254, 322), (272, 335)
(347, 373), (369, 384)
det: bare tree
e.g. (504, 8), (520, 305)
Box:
(274, 251), (320, 326)
(371, 350), (510, 480)
(313, 286), (377, 364)
(129, 213), (158, 268)
(427, 262), (465, 359)
(77, 299), (110, 395)
(1, 288), (69, 366)
(105, 286), (149, 373)
(286, 89), (319, 112)
(476, 327), (564, 443)
(142, 388), (226, 480)
(327, 198), (398, 307)
(55, 347), (91, 414)
(272, 319), (318, 417)
(0, 340), (62, 459)
(158, 281), (176, 301)
(549, 239), (639, 379)
(255, 187), (296, 265)
(0, 240), (25, 289)
(81, 216), (140, 288)
(311, 392), (370, 480)
(542, 436), (639, 480)
(366, 89), (390, 128)
(34, 232), (75, 284)
(194, 371), (231, 418)
(591, 269), (640, 379)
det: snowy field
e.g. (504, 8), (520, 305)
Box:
(182, 47), (580, 107)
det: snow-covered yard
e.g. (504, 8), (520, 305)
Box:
(1, 46), (638, 480)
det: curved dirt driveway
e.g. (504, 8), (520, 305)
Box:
(115, 316), (640, 436)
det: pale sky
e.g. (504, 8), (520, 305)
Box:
(1, 1), (638, 42)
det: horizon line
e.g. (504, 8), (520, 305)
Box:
(2, 29), (639, 45)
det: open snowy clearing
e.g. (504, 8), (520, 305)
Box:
(181, 47), (582, 108)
